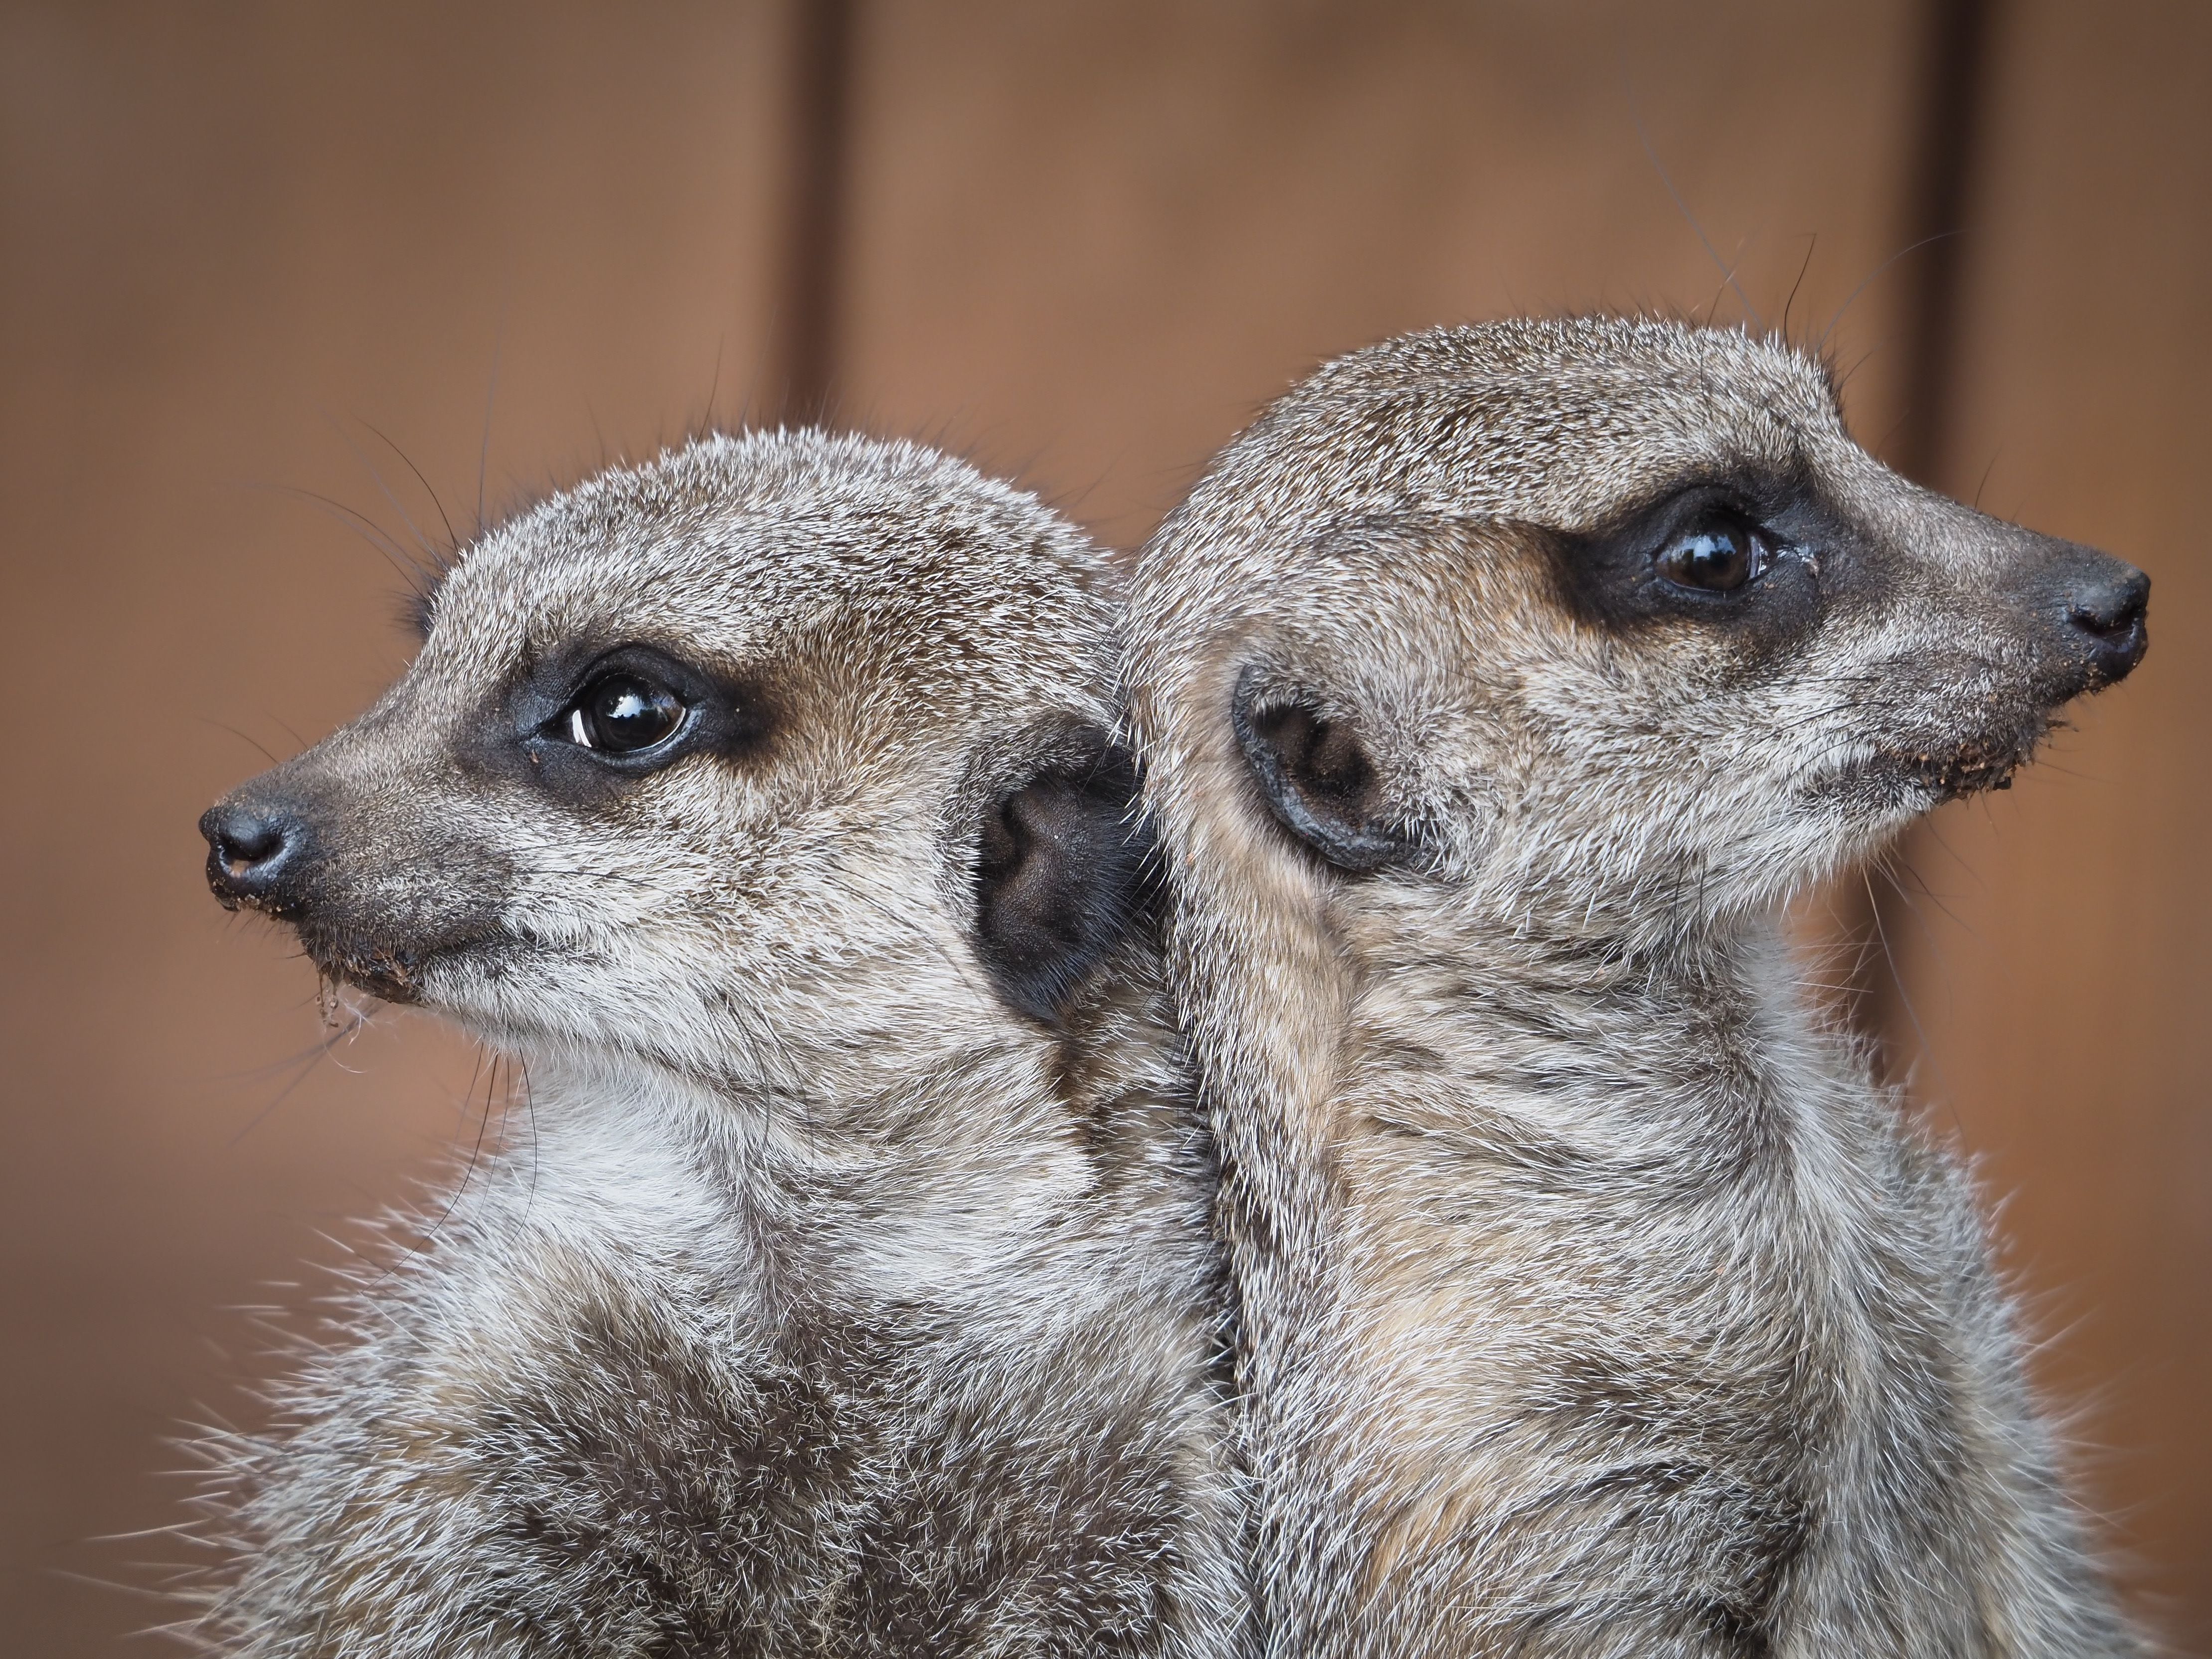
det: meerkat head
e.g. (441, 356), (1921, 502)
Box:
(1132, 318), (2148, 939)
(201, 431), (1151, 1102)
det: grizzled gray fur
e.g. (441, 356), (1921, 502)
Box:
(1125, 318), (2147, 1657)
(192, 431), (1251, 1657)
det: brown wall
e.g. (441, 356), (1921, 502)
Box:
(1886, 0), (2212, 1635)
(3, 2), (2203, 1650)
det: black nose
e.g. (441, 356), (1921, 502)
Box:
(2065, 564), (2150, 686)
(200, 798), (309, 909)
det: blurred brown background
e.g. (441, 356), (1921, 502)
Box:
(2, 1), (2204, 1650)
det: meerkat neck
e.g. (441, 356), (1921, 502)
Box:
(518, 1029), (1108, 1194)
(1201, 871), (1834, 1196)
(1206, 876), (1912, 1649)
(520, 1002), (1189, 1250)
(1195, 869), (1874, 1360)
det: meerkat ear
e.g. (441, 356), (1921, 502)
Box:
(973, 741), (1156, 1023)
(1231, 664), (1408, 871)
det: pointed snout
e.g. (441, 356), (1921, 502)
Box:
(201, 791), (317, 913)
(196, 720), (511, 1004)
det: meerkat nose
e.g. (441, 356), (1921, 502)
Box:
(2063, 561), (2151, 687)
(200, 796), (308, 907)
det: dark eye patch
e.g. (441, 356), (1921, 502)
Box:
(1537, 466), (1832, 659)
(453, 641), (777, 804)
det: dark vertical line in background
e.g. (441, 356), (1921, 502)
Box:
(1889, 0), (1997, 488)
(1856, 0), (1999, 1071)
(772, 0), (856, 428)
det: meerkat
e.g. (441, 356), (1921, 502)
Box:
(1124, 318), (2148, 1657)
(191, 429), (1251, 1658)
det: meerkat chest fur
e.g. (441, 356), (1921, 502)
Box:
(1202, 863), (2094, 1659)
(233, 1025), (1228, 1658)
(1318, 892), (1987, 1618)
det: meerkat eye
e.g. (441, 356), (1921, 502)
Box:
(1657, 516), (1774, 593)
(562, 672), (687, 754)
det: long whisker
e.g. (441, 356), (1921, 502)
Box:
(478, 314), (505, 538)
(358, 418), (458, 555)
(200, 717), (282, 767)
(1622, 64), (1762, 332)
(225, 1005), (372, 1145)
(325, 414), (441, 568)
(252, 483), (431, 595)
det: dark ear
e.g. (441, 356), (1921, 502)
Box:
(1231, 664), (1407, 871)
(973, 740), (1156, 1023)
